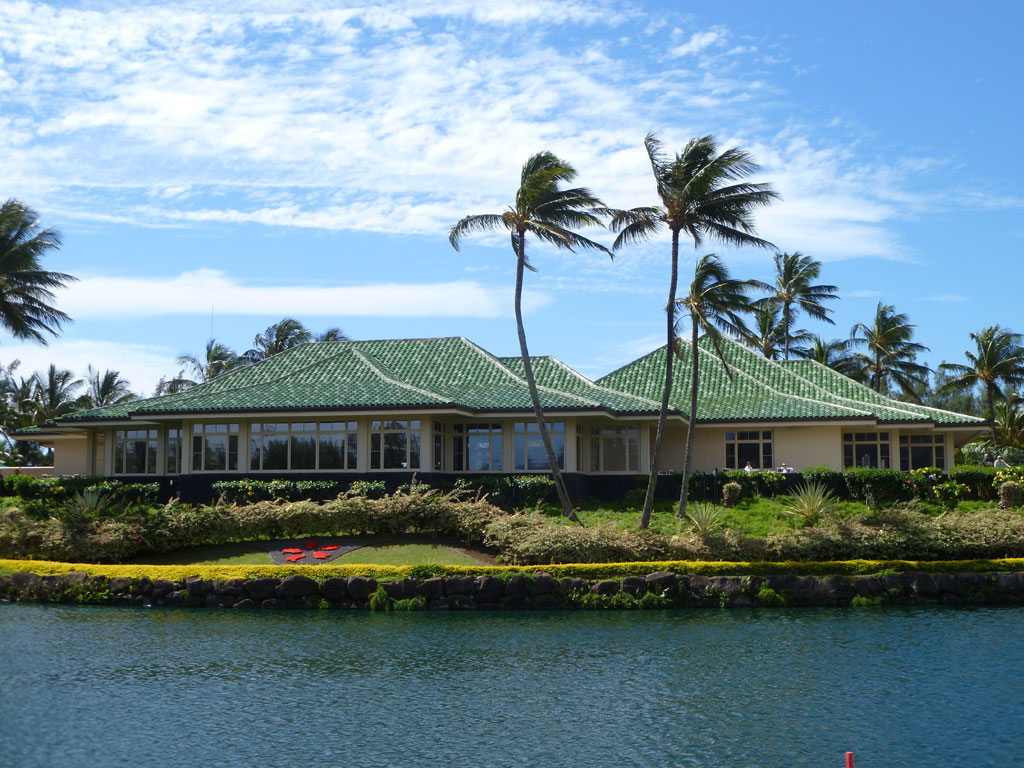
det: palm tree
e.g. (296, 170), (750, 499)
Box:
(738, 302), (801, 360)
(674, 255), (753, 518)
(33, 364), (85, 421)
(450, 152), (611, 524)
(83, 366), (136, 409)
(939, 326), (1024, 444)
(0, 199), (77, 343)
(610, 134), (778, 529)
(994, 392), (1024, 449)
(315, 327), (348, 342)
(245, 317), (313, 362)
(175, 339), (241, 387)
(753, 252), (838, 360)
(849, 302), (931, 397)
(793, 335), (862, 379)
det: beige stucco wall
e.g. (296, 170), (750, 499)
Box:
(53, 437), (89, 476)
(772, 425), (844, 471)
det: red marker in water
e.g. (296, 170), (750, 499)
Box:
(846, 752), (854, 768)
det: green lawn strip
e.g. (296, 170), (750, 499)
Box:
(335, 543), (483, 566)
(3, 556), (1023, 584)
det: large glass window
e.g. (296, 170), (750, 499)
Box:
(370, 420), (420, 469)
(899, 433), (945, 470)
(843, 431), (891, 469)
(514, 421), (564, 471)
(433, 421), (446, 472)
(250, 421), (357, 471)
(591, 426), (639, 472)
(725, 430), (773, 470)
(192, 423), (239, 472)
(114, 429), (158, 474)
(453, 423), (503, 471)
(166, 429), (181, 474)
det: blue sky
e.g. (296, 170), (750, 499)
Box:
(4, 0), (1022, 394)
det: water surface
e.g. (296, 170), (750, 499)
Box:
(2, 604), (1022, 767)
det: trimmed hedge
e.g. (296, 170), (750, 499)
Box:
(211, 479), (341, 503)
(3, 475), (160, 508)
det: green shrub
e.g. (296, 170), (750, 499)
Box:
(685, 502), (723, 535)
(212, 479), (341, 503)
(347, 480), (387, 499)
(948, 466), (998, 501)
(721, 482), (742, 508)
(802, 465), (846, 498)
(779, 482), (839, 528)
(851, 595), (883, 607)
(995, 466), (1024, 491)
(757, 586), (785, 607)
(932, 481), (968, 510)
(510, 475), (557, 507)
(369, 586), (391, 611)
(484, 517), (672, 565)
(908, 467), (945, 500)
(721, 470), (782, 499)
(842, 468), (910, 507)
(999, 481), (1024, 510)
(638, 590), (671, 609)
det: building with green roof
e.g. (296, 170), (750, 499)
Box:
(16, 336), (985, 486)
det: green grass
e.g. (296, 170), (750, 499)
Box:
(336, 543), (485, 566)
(127, 543), (271, 566)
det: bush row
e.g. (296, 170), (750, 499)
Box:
(2, 475), (161, 513)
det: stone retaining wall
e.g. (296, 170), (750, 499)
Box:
(3, 569), (1024, 610)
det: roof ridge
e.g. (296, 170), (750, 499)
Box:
(456, 338), (600, 408)
(349, 349), (450, 404)
(546, 356), (664, 409)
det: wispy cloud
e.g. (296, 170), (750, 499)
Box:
(669, 28), (727, 57)
(922, 293), (969, 303)
(60, 269), (549, 318)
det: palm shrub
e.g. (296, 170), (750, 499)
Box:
(685, 502), (723, 535)
(779, 482), (838, 528)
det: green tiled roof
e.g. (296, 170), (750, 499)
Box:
(598, 336), (985, 426)
(41, 334), (985, 429)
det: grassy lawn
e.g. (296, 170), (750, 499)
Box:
(335, 543), (487, 566)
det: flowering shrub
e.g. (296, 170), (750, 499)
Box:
(932, 481), (968, 510)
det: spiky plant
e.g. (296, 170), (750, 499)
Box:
(779, 482), (839, 528)
(685, 501), (723, 536)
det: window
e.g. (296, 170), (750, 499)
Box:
(590, 426), (640, 472)
(192, 423), (239, 471)
(114, 429), (158, 474)
(250, 421), (357, 471)
(370, 420), (420, 469)
(433, 421), (446, 472)
(843, 432), (891, 469)
(453, 423), (502, 471)
(899, 433), (945, 470)
(513, 421), (564, 471)
(166, 429), (181, 474)
(725, 430), (772, 470)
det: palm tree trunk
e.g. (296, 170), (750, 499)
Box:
(640, 229), (680, 529)
(987, 382), (999, 446)
(783, 302), (791, 361)
(514, 237), (581, 525)
(678, 319), (699, 517)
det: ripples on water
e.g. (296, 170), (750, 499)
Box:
(1, 604), (1022, 767)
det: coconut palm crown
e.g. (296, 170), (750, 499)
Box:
(609, 134), (778, 529)
(0, 199), (77, 343)
(752, 252), (838, 360)
(449, 151), (612, 524)
(849, 302), (930, 397)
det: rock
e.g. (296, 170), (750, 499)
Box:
(529, 573), (557, 596)
(212, 578), (246, 596)
(416, 577), (445, 601)
(444, 576), (475, 596)
(385, 577), (420, 600)
(131, 576), (152, 596)
(108, 576), (133, 594)
(909, 573), (939, 599)
(560, 577), (589, 597)
(319, 578), (348, 602)
(150, 579), (179, 599)
(233, 599), (257, 609)
(11, 572), (40, 592)
(448, 595), (477, 609)
(942, 593), (964, 606)
(852, 576), (884, 597)
(346, 576), (377, 601)
(996, 573), (1024, 599)
(936, 573), (963, 596)
(793, 576), (833, 605)
(278, 574), (320, 599)
(65, 572), (89, 585)
(765, 574), (800, 595)
(244, 578), (280, 602)
(531, 594), (561, 610)
(163, 590), (186, 606)
(184, 576), (210, 597)
(592, 580), (620, 596)
(645, 571), (678, 595)
(621, 576), (647, 597)
(880, 573), (908, 598)
(824, 575), (856, 602)
(260, 599), (285, 609)
(505, 574), (532, 601)
(474, 575), (503, 604)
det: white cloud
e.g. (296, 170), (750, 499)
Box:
(922, 294), (968, 303)
(60, 269), (550, 318)
(669, 28), (726, 57)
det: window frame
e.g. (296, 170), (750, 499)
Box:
(370, 419), (421, 470)
(248, 421), (359, 472)
(725, 429), (773, 470)
(191, 423), (240, 472)
(453, 422), (503, 472)
(590, 425), (640, 473)
(842, 431), (892, 469)
(513, 420), (565, 472)
(114, 428), (159, 475)
(899, 433), (945, 471)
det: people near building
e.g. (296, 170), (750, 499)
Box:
(778, 462), (793, 473)
(982, 453), (994, 466)
(994, 455), (1010, 469)
(743, 461), (755, 474)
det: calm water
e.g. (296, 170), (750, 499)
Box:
(1, 604), (1022, 768)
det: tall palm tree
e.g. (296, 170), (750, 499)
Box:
(0, 199), (77, 343)
(450, 152), (611, 524)
(33, 364), (85, 421)
(245, 317), (313, 362)
(83, 366), (136, 409)
(793, 335), (862, 379)
(175, 339), (241, 387)
(753, 252), (838, 360)
(674, 255), (753, 518)
(610, 134), (778, 529)
(738, 302), (804, 360)
(939, 326), (1024, 444)
(849, 302), (931, 397)
(315, 327), (348, 342)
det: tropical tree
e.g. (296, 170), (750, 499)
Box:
(0, 199), (77, 343)
(939, 326), (1024, 444)
(245, 317), (313, 362)
(753, 252), (838, 360)
(33, 364), (85, 422)
(793, 335), (862, 379)
(673, 254), (754, 518)
(610, 134), (778, 529)
(994, 392), (1024, 448)
(174, 339), (242, 388)
(315, 327), (348, 342)
(450, 151), (612, 523)
(849, 302), (930, 397)
(83, 366), (136, 409)
(738, 302), (803, 360)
